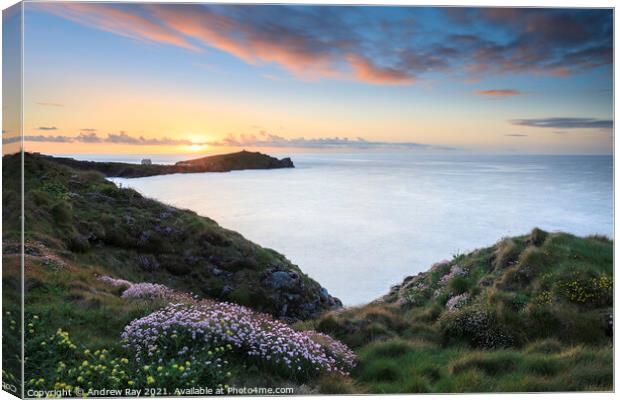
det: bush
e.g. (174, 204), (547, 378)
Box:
(557, 271), (612, 307)
(439, 307), (514, 348)
(447, 276), (472, 295)
(122, 302), (356, 380)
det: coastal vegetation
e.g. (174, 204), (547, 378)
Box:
(2, 153), (613, 395)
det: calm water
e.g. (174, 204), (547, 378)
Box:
(102, 153), (612, 305)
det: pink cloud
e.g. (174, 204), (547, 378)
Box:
(33, 3), (200, 52)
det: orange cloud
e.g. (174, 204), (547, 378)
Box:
(147, 5), (343, 81)
(347, 55), (414, 85)
(474, 89), (522, 97)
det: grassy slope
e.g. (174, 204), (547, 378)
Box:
(1, 153), (344, 393)
(311, 229), (613, 393)
(2, 153), (613, 394)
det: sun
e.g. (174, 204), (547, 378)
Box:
(187, 143), (206, 152)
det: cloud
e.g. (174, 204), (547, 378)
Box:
(80, 128), (98, 132)
(24, 131), (195, 146)
(33, 4), (612, 85)
(36, 102), (64, 107)
(23, 135), (74, 143)
(37, 126), (58, 131)
(347, 55), (414, 85)
(34, 3), (200, 52)
(24, 130), (453, 150)
(505, 134), (528, 137)
(208, 132), (453, 150)
(510, 118), (613, 130)
(475, 89), (521, 97)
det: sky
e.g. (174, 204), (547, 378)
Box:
(4, 3), (614, 155)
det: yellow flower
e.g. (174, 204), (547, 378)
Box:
(143, 365), (150, 371)
(121, 358), (129, 364)
(146, 376), (155, 385)
(157, 366), (163, 372)
(178, 366), (185, 372)
(128, 380), (134, 386)
(82, 361), (89, 367)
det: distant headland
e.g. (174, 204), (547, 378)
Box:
(30, 150), (295, 178)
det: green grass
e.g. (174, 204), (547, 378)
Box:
(315, 227), (612, 393)
(2, 153), (613, 394)
(352, 339), (611, 393)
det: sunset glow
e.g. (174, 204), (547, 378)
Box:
(9, 3), (612, 155)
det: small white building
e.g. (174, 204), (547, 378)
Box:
(141, 158), (152, 165)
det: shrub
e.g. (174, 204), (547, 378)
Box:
(403, 286), (432, 306)
(438, 265), (467, 285)
(121, 302), (356, 379)
(445, 293), (469, 311)
(447, 276), (472, 295)
(24, 316), (230, 392)
(439, 307), (514, 348)
(557, 272), (612, 307)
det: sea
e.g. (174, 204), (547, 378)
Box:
(70, 153), (613, 306)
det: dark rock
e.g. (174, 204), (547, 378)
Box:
(266, 271), (300, 290)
